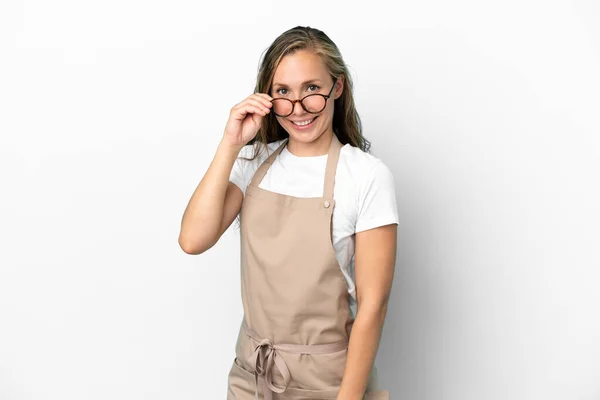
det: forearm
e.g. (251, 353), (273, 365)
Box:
(337, 303), (387, 400)
(179, 139), (241, 252)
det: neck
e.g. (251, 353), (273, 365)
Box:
(286, 130), (333, 157)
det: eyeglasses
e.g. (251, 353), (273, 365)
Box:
(270, 79), (337, 117)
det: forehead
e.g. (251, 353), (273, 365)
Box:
(272, 49), (328, 86)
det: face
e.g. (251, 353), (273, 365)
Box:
(270, 49), (343, 145)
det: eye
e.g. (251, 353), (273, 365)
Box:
(276, 88), (288, 95)
(307, 84), (320, 92)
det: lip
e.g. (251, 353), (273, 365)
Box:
(289, 116), (318, 130)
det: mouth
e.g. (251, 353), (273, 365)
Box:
(289, 116), (318, 130)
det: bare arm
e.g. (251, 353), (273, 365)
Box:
(178, 91), (273, 255)
(337, 223), (397, 400)
(178, 140), (244, 255)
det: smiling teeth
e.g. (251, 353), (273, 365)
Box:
(292, 118), (314, 126)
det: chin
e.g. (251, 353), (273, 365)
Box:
(287, 131), (323, 143)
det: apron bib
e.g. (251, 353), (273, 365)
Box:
(226, 133), (389, 400)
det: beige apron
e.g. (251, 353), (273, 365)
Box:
(226, 133), (389, 400)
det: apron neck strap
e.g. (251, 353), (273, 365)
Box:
(249, 134), (343, 200)
(248, 139), (288, 187)
(323, 133), (342, 200)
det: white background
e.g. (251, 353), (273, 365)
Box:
(1, 1), (599, 399)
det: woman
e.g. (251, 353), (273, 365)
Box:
(179, 26), (398, 400)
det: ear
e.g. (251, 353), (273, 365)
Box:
(334, 75), (345, 100)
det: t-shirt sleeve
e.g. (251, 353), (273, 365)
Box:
(229, 146), (251, 196)
(355, 159), (399, 233)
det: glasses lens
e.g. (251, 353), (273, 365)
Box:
(302, 95), (326, 113)
(272, 99), (293, 116)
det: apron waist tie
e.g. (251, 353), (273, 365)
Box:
(242, 321), (348, 400)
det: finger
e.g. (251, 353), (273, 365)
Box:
(231, 104), (265, 120)
(231, 101), (265, 114)
(244, 104), (267, 117)
(244, 98), (271, 114)
(248, 94), (273, 109)
(253, 92), (274, 103)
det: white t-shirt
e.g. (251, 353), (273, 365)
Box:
(229, 138), (399, 317)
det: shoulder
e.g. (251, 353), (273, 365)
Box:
(338, 144), (395, 187)
(232, 139), (286, 178)
(236, 139), (286, 167)
(339, 143), (383, 167)
(338, 145), (399, 231)
(230, 139), (286, 195)
(237, 139), (285, 159)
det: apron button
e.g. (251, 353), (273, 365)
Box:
(323, 200), (330, 208)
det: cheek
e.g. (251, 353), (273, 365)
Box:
(324, 101), (335, 116)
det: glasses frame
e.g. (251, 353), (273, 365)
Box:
(270, 79), (338, 117)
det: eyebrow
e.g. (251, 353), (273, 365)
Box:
(272, 79), (322, 88)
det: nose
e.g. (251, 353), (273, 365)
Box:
(292, 100), (306, 116)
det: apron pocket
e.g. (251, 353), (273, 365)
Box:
(281, 386), (340, 399)
(227, 357), (258, 399)
(270, 347), (348, 390)
(230, 355), (340, 399)
(230, 356), (389, 400)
